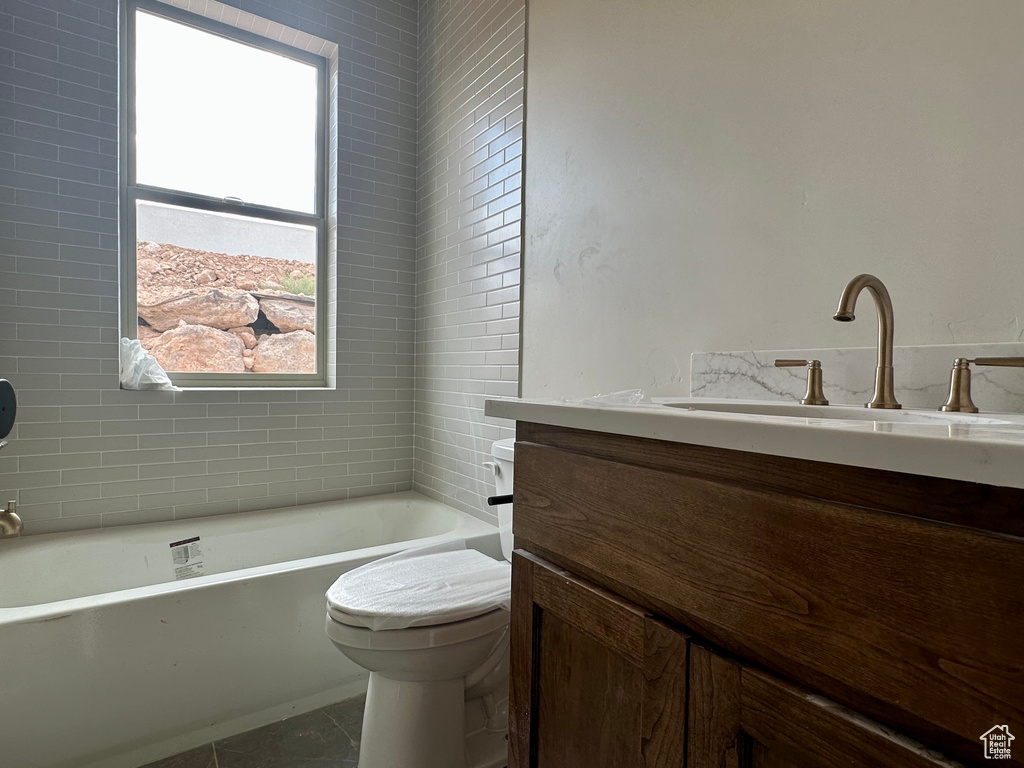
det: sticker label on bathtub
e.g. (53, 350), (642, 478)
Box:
(169, 536), (204, 580)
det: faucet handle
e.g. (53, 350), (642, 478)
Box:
(774, 359), (829, 406)
(969, 357), (1024, 367)
(941, 357), (1024, 413)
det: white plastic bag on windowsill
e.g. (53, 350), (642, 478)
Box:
(119, 337), (178, 390)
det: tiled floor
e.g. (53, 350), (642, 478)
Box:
(140, 695), (364, 768)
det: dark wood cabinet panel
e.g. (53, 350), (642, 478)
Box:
(688, 644), (965, 768)
(509, 551), (689, 768)
(687, 643), (744, 768)
(535, 611), (641, 768)
(743, 667), (961, 768)
(641, 620), (688, 767)
(512, 439), (1024, 764)
(748, 744), (804, 768)
(688, 647), (966, 768)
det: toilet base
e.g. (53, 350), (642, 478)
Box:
(464, 688), (509, 768)
(358, 673), (464, 768)
(357, 672), (507, 768)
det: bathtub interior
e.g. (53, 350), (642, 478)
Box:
(0, 492), (468, 609)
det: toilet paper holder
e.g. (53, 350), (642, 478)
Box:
(0, 378), (15, 442)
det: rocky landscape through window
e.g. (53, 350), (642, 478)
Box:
(135, 241), (317, 374)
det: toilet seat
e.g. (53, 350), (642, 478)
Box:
(327, 603), (500, 628)
(325, 606), (509, 651)
(326, 547), (511, 630)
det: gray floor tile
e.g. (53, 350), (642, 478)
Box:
(139, 744), (217, 768)
(213, 695), (365, 768)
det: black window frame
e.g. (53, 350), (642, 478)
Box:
(119, 0), (329, 388)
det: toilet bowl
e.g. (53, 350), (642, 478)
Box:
(324, 438), (516, 768)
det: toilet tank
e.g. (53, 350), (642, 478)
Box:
(490, 438), (516, 562)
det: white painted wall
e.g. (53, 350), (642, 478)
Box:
(522, 0), (1024, 398)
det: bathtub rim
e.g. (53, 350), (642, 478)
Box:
(0, 491), (500, 626)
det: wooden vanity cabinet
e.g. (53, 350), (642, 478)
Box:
(507, 422), (1024, 768)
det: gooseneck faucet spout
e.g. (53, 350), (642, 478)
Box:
(833, 274), (901, 409)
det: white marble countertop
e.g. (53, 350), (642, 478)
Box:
(484, 396), (1024, 490)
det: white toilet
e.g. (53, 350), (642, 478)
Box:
(324, 438), (516, 768)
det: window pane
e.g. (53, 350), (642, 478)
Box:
(134, 11), (319, 213)
(135, 201), (317, 375)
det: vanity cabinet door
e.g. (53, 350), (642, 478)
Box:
(508, 551), (689, 768)
(688, 644), (963, 768)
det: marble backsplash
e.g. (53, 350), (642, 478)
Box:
(691, 343), (1024, 413)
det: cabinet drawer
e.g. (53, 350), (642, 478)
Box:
(689, 644), (963, 768)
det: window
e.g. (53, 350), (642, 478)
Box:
(121, 0), (328, 387)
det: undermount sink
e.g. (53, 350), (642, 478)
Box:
(662, 400), (1017, 426)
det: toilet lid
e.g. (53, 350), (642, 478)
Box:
(326, 547), (512, 630)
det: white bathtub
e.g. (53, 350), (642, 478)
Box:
(0, 491), (501, 768)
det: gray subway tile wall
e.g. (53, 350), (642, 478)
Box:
(413, 0), (524, 521)
(0, 0), (423, 533)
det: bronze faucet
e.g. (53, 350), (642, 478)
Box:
(833, 274), (901, 409)
(0, 500), (21, 537)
